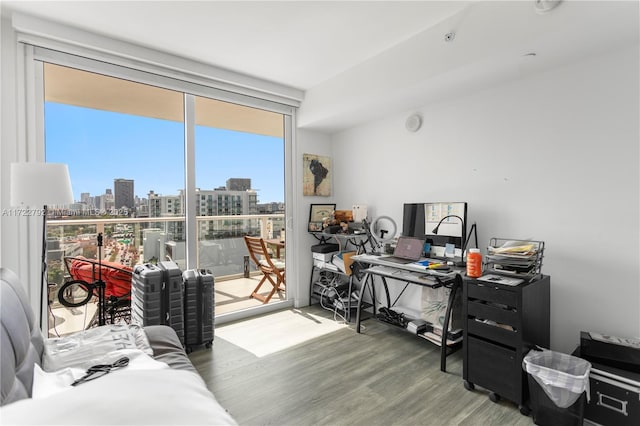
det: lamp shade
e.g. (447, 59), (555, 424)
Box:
(10, 163), (74, 207)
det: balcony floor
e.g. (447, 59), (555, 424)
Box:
(215, 275), (286, 315)
(48, 274), (284, 336)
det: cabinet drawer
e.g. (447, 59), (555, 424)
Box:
(467, 336), (520, 403)
(466, 318), (518, 348)
(467, 282), (517, 307)
(467, 300), (519, 328)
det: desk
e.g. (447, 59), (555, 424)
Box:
(264, 239), (285, 258)
(308, 232), (372, 321)
(352, 254), (463, 372)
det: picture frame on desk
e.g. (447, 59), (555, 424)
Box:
(308, 222), (323, 232)
(309, 203), (336, 223)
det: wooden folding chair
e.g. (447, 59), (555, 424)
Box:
(244, 236), (286, 303)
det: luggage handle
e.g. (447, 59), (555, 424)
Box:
(134, 263), (156, 274)
(597, 391), (628, 416)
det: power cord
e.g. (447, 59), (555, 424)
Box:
(47, 302), (60, 337)
(332, 303), (347, 324)
(377, 307), (408, 328)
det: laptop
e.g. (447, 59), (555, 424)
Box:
(381, 236), (424, 264)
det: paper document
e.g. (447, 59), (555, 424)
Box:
(477, 274), (524, 286)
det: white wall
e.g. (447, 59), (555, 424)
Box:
(1, 17), (17, 271)
(329, 45), (640, 353)
(295, 129), (333, 306)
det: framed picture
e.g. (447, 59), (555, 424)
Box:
(303, 153), (332, 196)
(308, 203), (335, 232)
(308, 222), (323, 233)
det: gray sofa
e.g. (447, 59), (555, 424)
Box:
(0, 267), (236, 425)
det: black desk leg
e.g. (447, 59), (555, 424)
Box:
(355, 273), (369, 333)
(356, 273), (377, 333)
(440, 274), (462, 372)
(380, 276), (391, 308)
(309, 266), (316, 306)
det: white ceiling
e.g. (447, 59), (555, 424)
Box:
(2, 1), (639, 133)
(2, 0), (471, 89)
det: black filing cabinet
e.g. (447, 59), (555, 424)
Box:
(463, 275), (550, 414)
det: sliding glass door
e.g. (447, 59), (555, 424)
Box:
(40, 59), (290, 336)
(194, 96), (286, 314)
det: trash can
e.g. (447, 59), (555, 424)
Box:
(523, 349), (591, 426)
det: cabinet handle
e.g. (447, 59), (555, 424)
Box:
(597, 391), (628, 416)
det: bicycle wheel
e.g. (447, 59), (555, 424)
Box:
(58, 280), (94, 308)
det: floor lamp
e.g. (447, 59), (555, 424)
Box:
(10, 163), (74, 329)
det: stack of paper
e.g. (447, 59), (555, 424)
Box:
(486, 239), (543, 278)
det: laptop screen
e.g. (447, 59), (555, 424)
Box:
(393, 236), (424, 260)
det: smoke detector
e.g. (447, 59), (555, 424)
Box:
(534, 0), (562, 14)
(405, 114), (422, 132)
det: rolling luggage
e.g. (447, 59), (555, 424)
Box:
(158, 261), (185, 344)
(131, 263), (163, 327)
(182, 269), (215, 351)
(131, 261), (185, 344)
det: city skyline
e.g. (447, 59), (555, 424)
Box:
(74, 177), (266, 204)
(45, 102), (285, 203)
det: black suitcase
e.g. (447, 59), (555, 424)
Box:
(132, 261), (185, 344)
(131, 263), (163, 327)
(158, 261), (185, 344)
(182, 269), (214, 351)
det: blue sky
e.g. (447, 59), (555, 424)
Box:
(45, 103), (284, 203)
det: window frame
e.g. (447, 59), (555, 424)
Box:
(22, 40), (298, 324)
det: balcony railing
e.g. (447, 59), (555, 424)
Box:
(45, 213), (286, 336)
(46, 213), (285, 297)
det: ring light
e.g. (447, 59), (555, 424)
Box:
(372, 215), (397, 243)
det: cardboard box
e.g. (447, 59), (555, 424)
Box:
(331, 251), (356, 275)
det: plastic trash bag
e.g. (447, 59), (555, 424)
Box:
(523, 349), (591, 408)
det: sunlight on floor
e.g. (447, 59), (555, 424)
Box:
(215, 308), (347, 357)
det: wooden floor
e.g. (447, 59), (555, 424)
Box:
(189, 305), (534, 426)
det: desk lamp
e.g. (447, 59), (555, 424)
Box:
(431, 214), (464, 236)
(432, 215), (478, 266)
(10, 162), (74, 329)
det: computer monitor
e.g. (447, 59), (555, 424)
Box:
(402, 202), (468, 252)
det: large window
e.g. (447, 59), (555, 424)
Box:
(41, 59), (290, 335)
